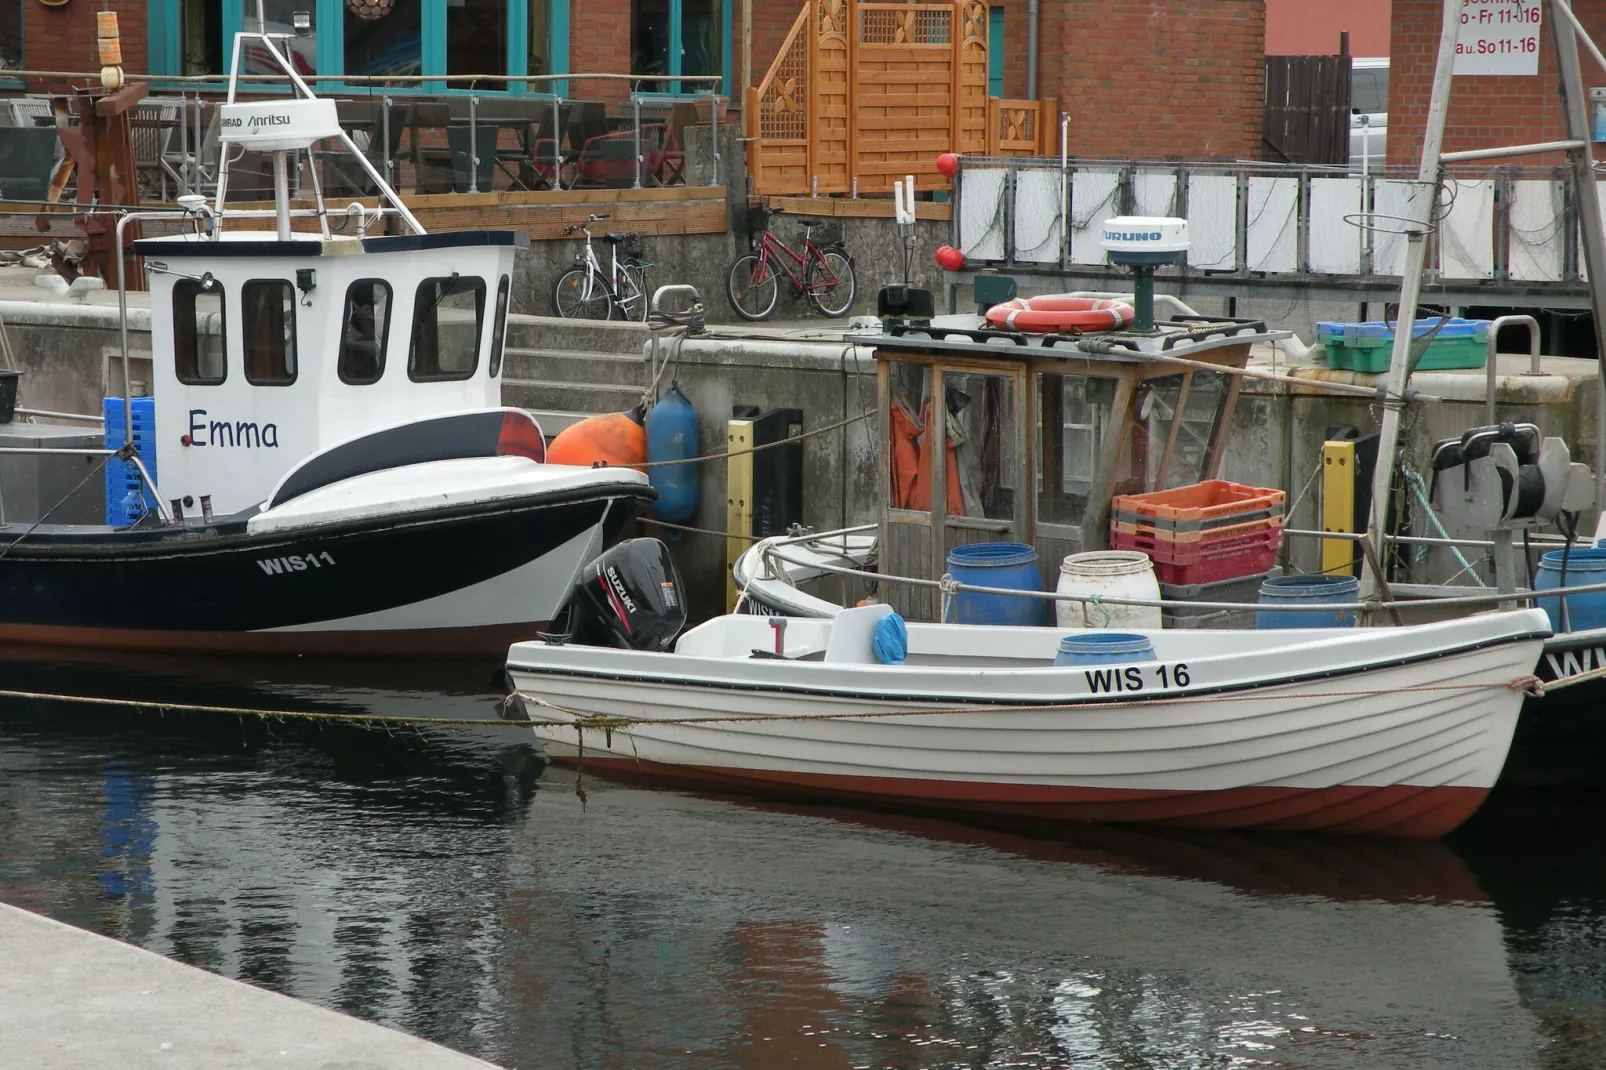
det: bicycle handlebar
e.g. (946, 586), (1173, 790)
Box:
(588, 213), (609, 221)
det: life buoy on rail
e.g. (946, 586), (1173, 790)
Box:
(983, 295), (1135, 334)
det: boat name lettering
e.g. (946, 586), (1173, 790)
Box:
(1543, 646), (1606, 680)
(1085, 662), (1190, 694)
(188, 409), (280, 448)
(257, 552), (336, 576)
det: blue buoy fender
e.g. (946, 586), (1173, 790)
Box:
(646, 381), (701, 523)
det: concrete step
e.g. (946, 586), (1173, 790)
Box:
(501, 348), (648, 387)
(501, 377), (642, 416)
(505, 313), (650, 356)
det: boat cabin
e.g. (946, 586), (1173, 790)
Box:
(131, 229), (523, 516)
(864, 316), (1282, 620)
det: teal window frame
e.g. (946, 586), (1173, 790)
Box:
(636, 0), (732, 98)
(987, 5), (1003, 97)
(148, 0), (569, 96)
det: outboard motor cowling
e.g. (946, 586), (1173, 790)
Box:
(561, 538), (686, 651)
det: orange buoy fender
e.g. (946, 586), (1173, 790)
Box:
(546, 411), (647, 470)
(983, 296), (1134, 334)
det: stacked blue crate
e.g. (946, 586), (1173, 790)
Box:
(104, 396), (157, 525)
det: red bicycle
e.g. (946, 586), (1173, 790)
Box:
(725, 209), (857, 320)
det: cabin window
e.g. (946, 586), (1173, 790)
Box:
(1036, 373), (1114, 527)
(1161, 370), (1231, 489)
(941, 371), (1015, 521)
(409, 276), (485, 382)
(339, 279), (392, 385)
(173, 279), (226, 384)
(488, 275), (511, 377)
(241, 280), (298, 385)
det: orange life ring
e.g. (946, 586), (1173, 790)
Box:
(984, 295), (1135, 334)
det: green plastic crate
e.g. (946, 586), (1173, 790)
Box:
(1318, 320), (1490, 373)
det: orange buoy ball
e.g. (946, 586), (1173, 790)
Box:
(546, 412), (647, 470)
(934, 245), (964, 271)
(936, 152), (959, 177)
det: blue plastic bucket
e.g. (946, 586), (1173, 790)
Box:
(946, 542), (1047, 626)
(1535, 548), (1606, 633)
(1255, 574), (1360, 629)
(1053, 632), (1156, 667)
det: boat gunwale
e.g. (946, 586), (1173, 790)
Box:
(0, 482), (653, 561)
(507, 627), (1549, 709)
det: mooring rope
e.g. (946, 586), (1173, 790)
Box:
(0, 675), (1543, 736)
(607, 409), (874, 470)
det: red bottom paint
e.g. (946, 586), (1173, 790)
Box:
(0, 621), (551, 660)
(552, 755), (1491, 838)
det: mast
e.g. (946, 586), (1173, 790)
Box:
(1357, 0), (1460, 605)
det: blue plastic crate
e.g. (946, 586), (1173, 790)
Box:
(104, 396), (157, 526)
(1314, 318), (1490, 372)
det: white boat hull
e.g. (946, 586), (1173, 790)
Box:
(507, 610), (1549, 837)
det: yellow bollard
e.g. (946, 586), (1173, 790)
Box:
(726, 419), (754, 611)
(1321, 440), (1356, 576)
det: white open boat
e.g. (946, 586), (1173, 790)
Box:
(506, 605), (1550, 838)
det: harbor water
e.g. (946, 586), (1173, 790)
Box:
(1, 652), (1604, 1069)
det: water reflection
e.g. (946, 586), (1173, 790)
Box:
(0, 656), (1601, 1068)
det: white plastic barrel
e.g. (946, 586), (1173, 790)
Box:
(1056, 551), (1163, 629)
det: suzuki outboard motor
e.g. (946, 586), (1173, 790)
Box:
(559, 538), (687, 651)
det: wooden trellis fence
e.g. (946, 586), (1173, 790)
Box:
(745, 0), (1054, 198)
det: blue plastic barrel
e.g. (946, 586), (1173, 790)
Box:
(946, 542), (1047, 626)
(1535, 548), (1606, 633)
(1255, 574), (1360, 629)
(1053, 632), (1156, 667)
(645, 381), (700, 523)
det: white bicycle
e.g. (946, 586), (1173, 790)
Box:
(551, 213), (651, 321)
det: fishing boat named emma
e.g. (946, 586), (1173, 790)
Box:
(0, 15), (652, 658)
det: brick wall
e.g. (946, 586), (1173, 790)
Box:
(1041, 0), (1264, 159)
(1388, 0), (1605, 171)
(568, 2), (633, 105)
(24, 0), (147, 89)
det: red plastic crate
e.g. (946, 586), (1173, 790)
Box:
(1112, 480), (1286, 529)
(1112, 527), (1282, 585)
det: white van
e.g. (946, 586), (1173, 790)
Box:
(1350, 57), (1388, 174)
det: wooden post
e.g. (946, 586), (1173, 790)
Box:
(726, 419), (755, 611)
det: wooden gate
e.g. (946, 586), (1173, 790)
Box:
(747, 0), (1041, 198)
(1263, 55), (1351, 166)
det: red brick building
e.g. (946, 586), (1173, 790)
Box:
(1388, 0), (1602, 171)
(14, 0), (1269, 163)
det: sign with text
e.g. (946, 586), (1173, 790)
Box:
(1454, 0), (1543, 76)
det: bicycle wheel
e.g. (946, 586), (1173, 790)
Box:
(616, 261), (649, 322)
(552, 266), (615, 320)
(726, 252), (779, 321)
(806, 248), (856, 318)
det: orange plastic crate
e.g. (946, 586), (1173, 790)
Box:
(1110, 513), (1284, 546)
(1111, 480), (1286, 527)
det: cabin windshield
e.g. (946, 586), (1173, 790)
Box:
(174, 279), (226, 384)
(409, 276), (485, 382)
(1037, 372), (1119, 527)
(242, 280), (298, 385)
(339, 279), (391, 385)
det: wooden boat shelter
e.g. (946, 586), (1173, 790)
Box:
(863, 316), (1281, 620)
